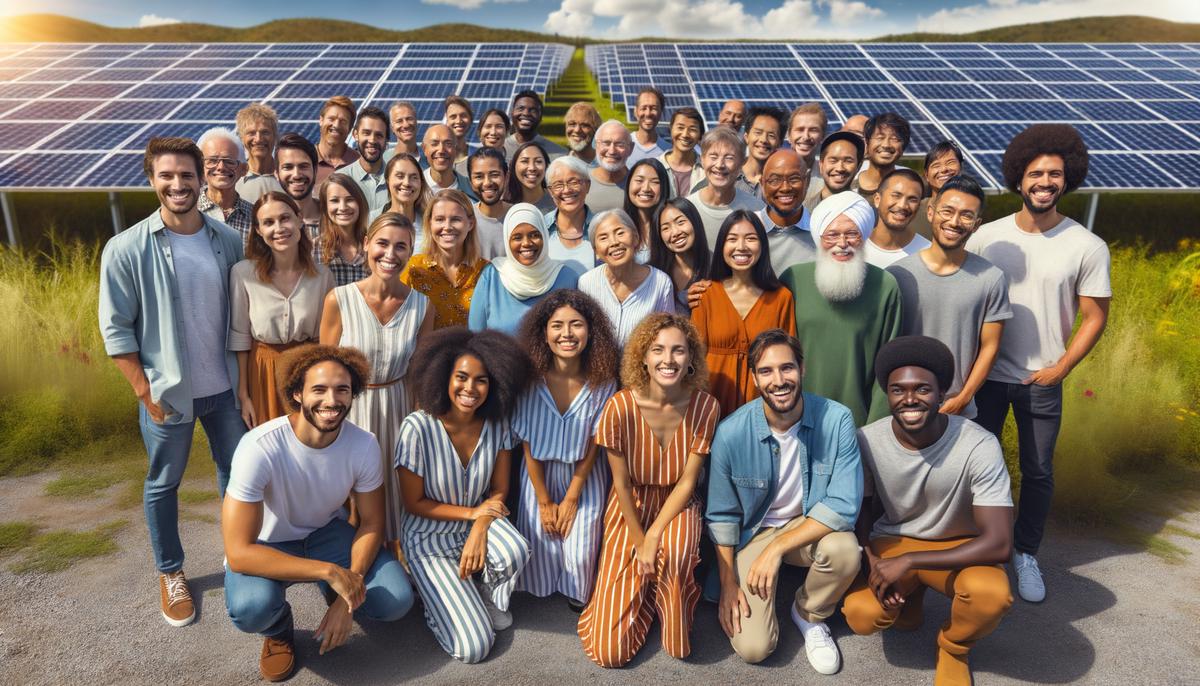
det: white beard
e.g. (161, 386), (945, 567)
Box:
(598, 157), (624, 173)
(814, 245), (867, 302)
(568, 139), (591, 153)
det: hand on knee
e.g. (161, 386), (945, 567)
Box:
(842, 593), (897, 636)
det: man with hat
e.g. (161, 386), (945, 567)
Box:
(804, 131), (865, 212)
(843, 335), (1014, 686)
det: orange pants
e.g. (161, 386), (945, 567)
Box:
(577, 488), (702, 668)
(842, 536), (1012, 685)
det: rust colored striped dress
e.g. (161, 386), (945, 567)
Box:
(577, 388), (720, 668)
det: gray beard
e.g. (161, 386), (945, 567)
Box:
(598, 158), (624, 174)
(568, 139), (591, 153)
(814, 246), (867, 302)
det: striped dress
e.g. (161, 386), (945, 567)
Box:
(395, 411), (531, 664)
(334, 283), (429, 541)
(513, 379), (617, 603)
(577, 388), (720, 668)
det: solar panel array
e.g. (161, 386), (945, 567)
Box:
(586, 42), (1200, 191)
(0, 42), (572, 190)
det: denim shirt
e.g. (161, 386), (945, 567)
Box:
(98, 210), (244, 424)
(706, 394), (863, 550)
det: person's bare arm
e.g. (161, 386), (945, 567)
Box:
(1025, 295), (1109, 386)
(523, 442), (558, 535)
(942, 320), (1003, 415)
(607, 447), (647, 553)
(715, 543), (751, 637)
(744, 518), (834, 601)
(318, 290), (342, 346)
(555, 438), (600, 538)
(235, 350), (256, 428)
(397, 466), (505, 523)
(110, 353), (164, 423)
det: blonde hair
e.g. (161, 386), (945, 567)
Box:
(363, 212), (417, 277)
(620, 313), (709, 393)
(235, 103), (278, 138)
(420, 188), (480, 265)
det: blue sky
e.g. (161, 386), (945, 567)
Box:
(8, 0), (1197, 40)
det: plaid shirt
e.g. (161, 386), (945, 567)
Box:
(313, 239), (369, 287)
(198, 190), (254, 248)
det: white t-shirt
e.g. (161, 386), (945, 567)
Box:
(166, 228), (231, 398)
(226, 416), (383, 543)
(686, 187), (766, 253)
(762, 421), (806, 528)
(547, 233), (596, 276)
(864, 233), (931, 269)
(969, 214), (1112, 384)
(472, 205), (507, 261)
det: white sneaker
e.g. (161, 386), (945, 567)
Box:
(1013, 551), (1046, 603)
(791, 605), (841, 675)
(478, 585), (513, 631)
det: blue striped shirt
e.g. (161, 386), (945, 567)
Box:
(513, 380), (617, 463)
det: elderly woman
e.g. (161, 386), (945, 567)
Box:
(468, 203), (583, 336)
(543, 155), (597, 275)
(577, 209), (676, 349)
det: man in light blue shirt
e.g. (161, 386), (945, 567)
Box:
(706, 329), (862, 674)
(98, 136), (246, 630)
(335, 105), (390, 213)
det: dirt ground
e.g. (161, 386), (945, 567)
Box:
(1, 468), (1198, 685)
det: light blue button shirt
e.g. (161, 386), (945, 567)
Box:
(98, 210), (244, 423)
(334, 160), (389, 213)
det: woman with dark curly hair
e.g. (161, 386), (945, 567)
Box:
(511, 290), (620, 610)
(650, 197), (711, 314)
(394, 327), (533, 664)
(578, 313), (720, 668)
(969, 123), (1109, 606)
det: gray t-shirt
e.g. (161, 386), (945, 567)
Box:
(858, 415), (1012, 540)
(887, 252), (1011, 418)
(473, 205), (507, 261)
(166, 228), (231, 398)
(756, 206), (816, 278)
(969, 214), (1112, 384)
(687, 187), (766, 252)
(586, 171), (627, 214)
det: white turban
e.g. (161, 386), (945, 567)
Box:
(491, 203), (565, 300)
(810, 191), (875, 240)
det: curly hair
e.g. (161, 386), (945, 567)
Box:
(277, 344), (370, 411)
(620, 313), (708, 394)
(409, 327), (532, 421)
(517, 289), (620, 387)
(1001, 124), (1089, 194)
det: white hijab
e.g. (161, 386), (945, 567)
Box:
(492, 203), (565, 300)
(811, 191), (875, 240)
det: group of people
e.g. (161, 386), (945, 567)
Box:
(97, 85), (1111, 685)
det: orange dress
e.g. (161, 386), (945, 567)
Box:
(399, 254), (487, 329)
(577, 388), (720, 668)
(693, 281), (796, 419)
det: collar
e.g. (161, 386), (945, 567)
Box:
(750, 393), (817, 442)
(757, 205), (810, 233)
(147, 208), (219, 236)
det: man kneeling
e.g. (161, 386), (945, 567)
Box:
(223, 345), (414, 681)
(706, 329), (862, 673)
(843, 336), (1013, 686)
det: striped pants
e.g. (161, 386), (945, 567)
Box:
(404, 517), (531, 663)
(577, 487), (703, 668)
(515, 458), (608, 603)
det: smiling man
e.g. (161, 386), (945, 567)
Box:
(469, 147), (512, 260)
(718, 99), (747, 130)
(234, 104), (283, 205)
(336, 106), (391, 213)
(505, 90), (566, 160)
(223, 345), (414, 681)
(787, 103), (828, 204)
(315, 96), (359, 185)
(853, 112), (910, 201)
(586, 119), (633, 213)
(565, 101), (601, 166)
(756, 148), (816, 276)
(737, 106), (786, 200)
(707, 329), (862, 673)
(864, 168), (929, 269)
(844, 335), (1014, 686)
(274, 133), (322, 238)
(197, 126), (254, 247)
(626, 87), (671, 167)
(383, 101), (421, 164)
(804, 131), (864, 212)
(99, 136), (246, 631)
(423, 123), (475, 198)
(687, 126), (765, 251)
(968, 124), (1110, 604)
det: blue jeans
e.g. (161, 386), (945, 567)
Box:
(224, 518), (415, 637)
(139, 388), (245, 573)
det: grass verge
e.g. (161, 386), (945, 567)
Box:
(0, 521), (38, 555)
(10, 520), (127, 574)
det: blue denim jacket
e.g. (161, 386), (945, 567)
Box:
(98, 210), (243, 424)
(706, 394), (863, 550)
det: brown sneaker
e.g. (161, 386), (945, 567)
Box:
(260, 631), (296, 682)
(159, 570), (196, 627)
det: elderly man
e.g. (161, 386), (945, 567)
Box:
(335, 106), (391, 212)
(719, 99), (747, 130)
(543, 156), (595, 273)
(687, 126), (766, 251)
(566, 102), (601, 166)
(197, 127), (254, 247)
(315, 96), (359, 185)
(505, 90), (566, 160)
(586, 119), (632, 213)
(756, 148), (816, 276)
(422, 124), (475, 198)
(804, 132), (865, 212)
(780, 192), (899, 427)
(234, 104), (282, 205)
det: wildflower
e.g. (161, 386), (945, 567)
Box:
(1084, 389), (1094, 398)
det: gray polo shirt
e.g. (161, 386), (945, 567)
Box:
(755, 206), (816, 277)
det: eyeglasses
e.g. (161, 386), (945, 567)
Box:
(203, 157), (239, 169)
(935, 207), (978, 224)
(763, 174), (807, 189)
(548, 178), (585, 194)
(820, 230), (863, 245)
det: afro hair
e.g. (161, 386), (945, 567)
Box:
(874, 336), (955, 392)
(1001, 124), (1089, 194)
(408, 327), (532, 421)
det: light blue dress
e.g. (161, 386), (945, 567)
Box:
(466, 262), (583, 337)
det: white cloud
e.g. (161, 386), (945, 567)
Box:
(916, 0), (1200, 34)
(544, 0), (870, 39)
(138, 14), (181, 27)
(825, 0), (884, 26)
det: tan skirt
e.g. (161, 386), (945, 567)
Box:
(249, 340), (304, 423)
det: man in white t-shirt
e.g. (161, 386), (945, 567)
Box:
(707, 330), (862, 674)
(968, 125), (1110, 604)
(844, 336), (1014, 686)
(864, 167), (930, 269)
(469, 147), (512, 260)
(687, 126), (765, 251)
(625, 87), (671, 167)
(223, 346), (414, 681)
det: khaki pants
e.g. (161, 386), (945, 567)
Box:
(728, 516), (860, 664)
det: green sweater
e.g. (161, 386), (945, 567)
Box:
(781, 262), (902, 426)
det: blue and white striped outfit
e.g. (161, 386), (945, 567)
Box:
(395, 410), (531, 664)
(512, 380), (617, 603)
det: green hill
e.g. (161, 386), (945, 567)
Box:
(3, 13), (1199, 44)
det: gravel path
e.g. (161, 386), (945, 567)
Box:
(1, 471), (1197, 685)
